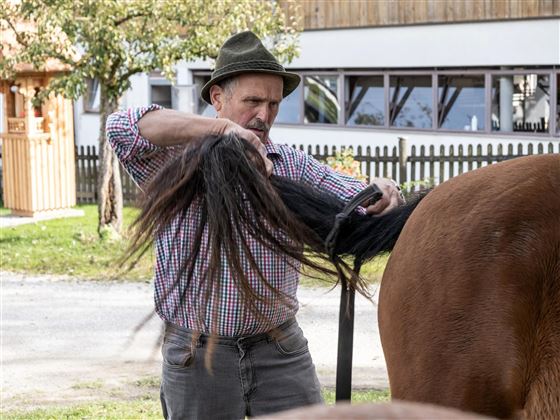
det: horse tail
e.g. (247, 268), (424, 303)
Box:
(271, 176), (429, 263)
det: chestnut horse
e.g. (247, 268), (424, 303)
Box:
(379, 154), (560, 419)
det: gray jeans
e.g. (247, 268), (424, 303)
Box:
(160, 318), (323, 419)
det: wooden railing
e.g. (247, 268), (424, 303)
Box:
(7, 117), (45, 134)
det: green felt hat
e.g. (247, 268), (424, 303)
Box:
(201, 31), (301, 104)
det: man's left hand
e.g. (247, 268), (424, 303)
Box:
(364, 178), (405, 215)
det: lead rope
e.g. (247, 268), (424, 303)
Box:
(327, 183), (383, 403)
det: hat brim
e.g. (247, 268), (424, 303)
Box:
(200, 69), (301, 105)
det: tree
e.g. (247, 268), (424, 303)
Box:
(1, 0), (300, 238)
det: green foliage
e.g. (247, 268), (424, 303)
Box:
(0, 205), (153, 281)
(325, 148), (367, 182)
(400, 178), (435, 198)
(0, 0), (301, 103)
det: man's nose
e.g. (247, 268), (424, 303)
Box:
(255, 104), (269, 122)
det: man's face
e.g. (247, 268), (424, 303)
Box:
(210, 73), (284, 142)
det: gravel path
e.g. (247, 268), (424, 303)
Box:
(1, 272), (388, 409)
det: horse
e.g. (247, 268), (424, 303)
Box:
(379, 154), (560, 419)
(129, 134), (558, 418)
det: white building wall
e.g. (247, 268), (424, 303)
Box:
(73, 98), (101, 148)
(271, 125), (556, 153)
(289, 19), (559, 68)
(73, 18), (560, 148)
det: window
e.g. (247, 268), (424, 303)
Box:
(390, 75), (432, 129)
(346, 75), (384, 126)
(304, 75), (339, 124)
(276, 84), (302, 124)
(151, 85), (172, 109)
(193, 75), (216, 117)
(438, 75), (485, 131)
(492, 74), (550, 133)
(83, 78), (100, 113)
(190, 68), (556, 136)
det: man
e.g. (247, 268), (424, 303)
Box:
(107, 31), (403, 419)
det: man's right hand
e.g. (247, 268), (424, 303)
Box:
(214, 119), (273, 177)
(138, 109), (273, 177)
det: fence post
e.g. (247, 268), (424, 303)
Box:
(398, 137), (408, 185)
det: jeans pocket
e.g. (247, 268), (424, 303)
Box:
(273, 327), (309, 357)
(162, 338), (194, 370)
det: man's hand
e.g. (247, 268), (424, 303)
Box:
(365, 178), (405, 215)
(216, 119), (273, 177)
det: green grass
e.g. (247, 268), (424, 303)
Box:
(0, 205), (153, 281)
(3, 388), (390, 419)
(323, 388), (390, 405)
(1, 205), (389, 284)
(2, 399), (162, 420)
(71, 380), (105, 390)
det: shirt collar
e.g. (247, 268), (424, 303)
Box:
(264, 138), (283, 160)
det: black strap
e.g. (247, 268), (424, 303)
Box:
(326, 184), (383, 259)
(330, 183), (383, 402)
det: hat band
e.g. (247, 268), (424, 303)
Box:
(212, 60), (286, 78)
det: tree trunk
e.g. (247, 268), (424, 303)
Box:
(97, 88), (123, 238)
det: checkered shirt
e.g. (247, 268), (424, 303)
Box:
(106, 105), (367, 336)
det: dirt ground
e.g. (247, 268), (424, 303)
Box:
(1, 272), (388, 410)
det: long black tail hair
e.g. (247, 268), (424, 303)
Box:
(124, 133), (426, 336)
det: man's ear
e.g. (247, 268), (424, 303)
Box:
(210, 85), (224, 112)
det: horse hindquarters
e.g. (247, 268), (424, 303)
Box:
(522, 245), (560, 419)
(379, 154), (560, 419)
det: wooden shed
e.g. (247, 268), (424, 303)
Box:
(1, 65), (76, 217)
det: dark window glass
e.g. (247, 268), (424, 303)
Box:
(491, 74), (550, 133)
(83, 78), (100, 113)
(438, 75), (485, 131)
(389, 75), (432, 129)
(304, 75), (339, 124)
(346, 76), (384, 126)
(193, 75), (216, 117)
(151, 85), (172, 109)
(276, 84), (302, 124)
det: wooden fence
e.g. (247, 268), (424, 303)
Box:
(75, 141), (559, 204)
(75, 146), (140, 206)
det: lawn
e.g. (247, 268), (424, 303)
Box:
(1, 205), (389, 284)
(3, 387), (390, 419)
(0, 205), (152, 281)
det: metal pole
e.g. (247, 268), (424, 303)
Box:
(335, 280), (355, 402)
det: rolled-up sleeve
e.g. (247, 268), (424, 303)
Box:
(106, 105), (181, 189)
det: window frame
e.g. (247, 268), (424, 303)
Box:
(387, 72), (434, 131)
(148, 75), (173, 110)
(344, 72), (386, 128)
(436, 73), (486, 133)
(192, 68), (559, 138)
(301, 71), (343, 126)
(83, 78), (101, 114)
(489, 69), (553, 136)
